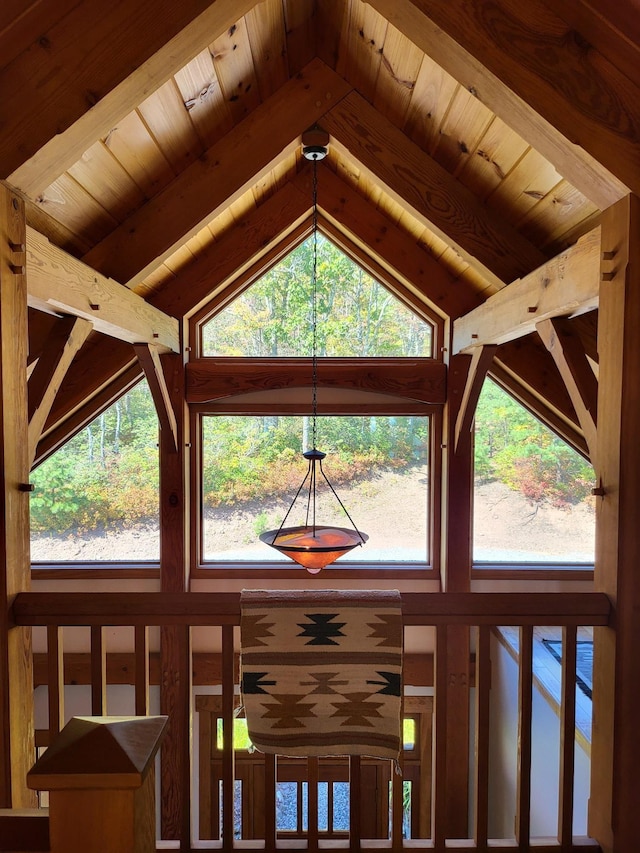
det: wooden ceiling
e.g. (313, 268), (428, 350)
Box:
(2, 0), (637, 464)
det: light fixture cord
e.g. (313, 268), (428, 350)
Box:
(311, 155), (319, 453)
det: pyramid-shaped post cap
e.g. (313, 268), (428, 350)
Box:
(27, 716), (168, 790)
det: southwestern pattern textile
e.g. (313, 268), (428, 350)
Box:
(240, 589), (403, 760)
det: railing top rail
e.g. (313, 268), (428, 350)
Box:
(11, 591), (611, 627)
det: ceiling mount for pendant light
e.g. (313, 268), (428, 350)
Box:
(259, 132), (368, 573)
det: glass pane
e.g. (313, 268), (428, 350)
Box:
(30, 381), (160, 562)
(215, 717), (253, 751)
(276, 782), (298, 831)
(318, 782), (329, 831)
(333, 782), (350, 831)
(219, 779), (242, 839)
(202, 415), (429, 562)
(202, 234), (432, 358)
(403, 718), (416, 750)
(473, 379), (595, 563)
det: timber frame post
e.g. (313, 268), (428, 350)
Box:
(590, 194), (640, 852)
(0, 184), (36, 807)
(158, 344), (192, 845)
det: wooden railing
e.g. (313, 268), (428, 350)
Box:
(10, 591), (610, 852)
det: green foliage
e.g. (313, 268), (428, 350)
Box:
(30, 382), (159, 533)
(474, 380), (593, 506)
(202, 235), (432, 358)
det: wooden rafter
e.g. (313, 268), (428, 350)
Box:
(454, 346), (498, 452)
(4, 0), (260, 195)
(27, 315), (93, 467)
(134, 344), (178, 453)
(324, 90), (546, 289)
(26, 226), (179, 352)
(453, 227), (600, 354)
(536, 316), (598, 462)
(82, 58), (352, 287)
(367, 0), (629, 207)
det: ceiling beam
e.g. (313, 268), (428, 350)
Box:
(453, 226), (600, 353)
(536, 316), (598, 462)
(26, 226), (179, 352)
(367, 0), (628, 209)
(82, 58), (352, 288)
(3, 0), (261, 196)
(454, 346), (498, 452)
(323, 91), (546, 290)
(27, 316), (93, 467)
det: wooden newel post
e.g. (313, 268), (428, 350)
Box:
(27, 716), (168, 853)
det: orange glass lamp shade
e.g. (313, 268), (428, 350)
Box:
(260, 524), (369, 573)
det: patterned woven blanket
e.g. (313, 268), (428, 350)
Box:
(240, 589), (403, 760)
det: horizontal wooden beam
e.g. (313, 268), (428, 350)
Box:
(324, 90), (546, 289)
(367, 0), (628, 208)
(4, 0), (259, 195)
(12, 591), (611, 627)
(0, 809), (49, 852)
(26, 226), (179, 352)
(186, 357), (447, 404)
(453, 227), (600, 353)
(83, 58), (352, 287)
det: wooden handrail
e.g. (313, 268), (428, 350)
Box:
(11, 591), (611, 626)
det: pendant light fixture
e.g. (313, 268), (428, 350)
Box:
(259, 140), (368, 573)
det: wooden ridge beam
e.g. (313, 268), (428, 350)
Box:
(367, 0), (628, 208)
(26, 226), (179, 352)
(27, 316), (93, 467)
(453, 227), (601, 353)
(324, 90), (546, 289)
(536, 316), (598, 462)
(134, 344), (178, 453)
(4, 0), (260, 196)
(82, 58), (352, 288)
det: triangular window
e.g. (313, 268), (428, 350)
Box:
(473, 378), (595, 564)
(201, 234), (433, 357)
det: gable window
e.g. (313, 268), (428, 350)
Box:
(473, 378), (595, 567)
(30, 380), (160, 565)
(190, 232), (441, 577)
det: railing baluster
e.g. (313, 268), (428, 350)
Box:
(433, 624), (448, 851)
(134, 624), (150, 716)
(559, 625), (577, 850)
(90, 625), (106, 715)
(307, 756), (319, 851)
(46, 625), (64, 738)
(474, 624), (491, 848)
(516, 625), (533, 849)
(349, 754), (361, 851)
(264, 752), (276, 852)
(221, 624), (235, 852)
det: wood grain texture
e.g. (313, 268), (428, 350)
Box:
(185, 357), (447, 404)
(5, 0), (260, 195)
(324, 91), (546, 288)
(367, 0), (627, 208)
(11, 591), (611, 626)
(0, 185), (36, 809)
(26, 226), (179, 352)
(134, 345), (178, 453)
(83, 59), (352, 287)
(453, 225), (601, 352)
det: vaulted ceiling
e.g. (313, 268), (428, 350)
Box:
(2, 0), (636, 465)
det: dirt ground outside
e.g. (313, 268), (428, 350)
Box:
(31, 469), (595, 565)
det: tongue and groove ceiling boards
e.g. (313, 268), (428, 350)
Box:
(1, 0), (635, 464)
